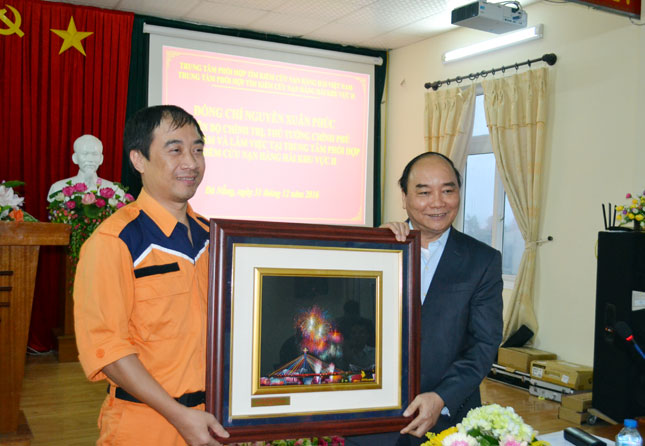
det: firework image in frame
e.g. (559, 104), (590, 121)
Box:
(206, 219), (421, 442)
(254, 270), (381, 394)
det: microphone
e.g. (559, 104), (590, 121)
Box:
(564, 427), (606, 446)
(614, 321), (645, 360)
(615, 321), (634, 341)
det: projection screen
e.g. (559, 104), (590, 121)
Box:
(146, 25), (381, 226)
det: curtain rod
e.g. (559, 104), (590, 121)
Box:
(424, 53), (557, 91)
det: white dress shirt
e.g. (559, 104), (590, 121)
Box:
(410, 222), (452, 416)
(412, 223), (451, 304)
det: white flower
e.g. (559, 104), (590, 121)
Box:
(442, 432), (478, 446)
(55, 192), (64, 201)
(108, 197), (118, 207)
(458, 404), (534, 443)
(0, 185), (24, 209)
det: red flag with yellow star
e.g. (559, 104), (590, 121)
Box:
(0, 0), (133, 351)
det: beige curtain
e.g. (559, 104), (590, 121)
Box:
(424, 84), (476, 172)
(481, 67), (548, 340)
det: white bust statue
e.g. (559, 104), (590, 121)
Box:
(48, 135), (125, 201)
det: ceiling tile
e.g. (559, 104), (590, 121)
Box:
(342, 0), (382, 5)
(337, 0), (446, 26)
(304, 21), (383, 45)
(184, 2), (269, 28)
(394, 11), (455, 35)
(248, 12), (329, 37)
(118, 0), (201, 17)
(200, 0), (289, 11)
(273, 0), (365, 21)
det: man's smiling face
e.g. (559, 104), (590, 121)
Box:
(131, 118), (205, 209)
(402, 155), (460, 245)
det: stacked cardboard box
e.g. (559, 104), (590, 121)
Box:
(528, 359), (593, 403)
(490, 347), (557, 391)
(489, 351), (594, 406)
(498, 347), (557, 374)
(530, 360), (593, 391)
(558, 392), (593, 424)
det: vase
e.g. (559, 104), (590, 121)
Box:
(634, 219), (643, 231)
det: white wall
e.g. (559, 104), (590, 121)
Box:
(383, 1), (645, 366)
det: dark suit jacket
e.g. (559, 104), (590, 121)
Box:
(347, 228), (503, 446)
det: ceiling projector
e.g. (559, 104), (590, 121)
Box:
(451, 1), (527, 33)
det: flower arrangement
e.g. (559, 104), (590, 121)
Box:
(0, 181), (37, 222)
(422, 405), (548, 446)
(48, 180), (134, 259)
(616, 191), (645, 230)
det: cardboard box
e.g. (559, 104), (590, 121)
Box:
(498, 347), (557, 373)
(558, 405), (589, 424)
(562, 392), (592, 412)
(530, 360), (593, 390)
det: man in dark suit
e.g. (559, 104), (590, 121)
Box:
(347, 152), (503, 446)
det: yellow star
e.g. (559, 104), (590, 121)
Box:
(50, 16), (93, 56)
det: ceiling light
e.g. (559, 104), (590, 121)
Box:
(443, 24), (543, 63)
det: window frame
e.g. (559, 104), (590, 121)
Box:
(459, 94), (519, 289)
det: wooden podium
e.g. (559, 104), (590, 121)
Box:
(0, 222), (70, 444)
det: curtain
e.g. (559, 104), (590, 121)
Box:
(481, 68), (548, 340)
(424, 84), (476, 172)
(0, 0), (133, 351)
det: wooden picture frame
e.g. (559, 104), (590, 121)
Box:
(206, 219), (420, 443)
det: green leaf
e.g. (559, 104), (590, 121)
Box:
(48, 190), (63, 199)
(481, 434), (499, 446)
(1, 180), (25, 188)
(23, 211), (38, 222)
(83, 204), (101, 219)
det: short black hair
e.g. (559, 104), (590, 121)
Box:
(123, 105), (205, 177)
(398, 152), (462, 194)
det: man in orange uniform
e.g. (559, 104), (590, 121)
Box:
(74, 105), (230, 445)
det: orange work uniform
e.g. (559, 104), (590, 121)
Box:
(74, 188), (210, 445)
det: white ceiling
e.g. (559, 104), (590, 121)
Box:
(47, 0), (514, 50)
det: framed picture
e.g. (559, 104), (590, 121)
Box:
(207, 219), (420, 443)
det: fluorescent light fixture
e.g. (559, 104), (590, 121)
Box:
(443, 24), (543, 63)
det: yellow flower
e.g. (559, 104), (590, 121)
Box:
(617, 214), (623, 220)
(422, 427), (459, 446)
(628, 213), (635, 219)
(616, 205), (624, 211)
(633, 199), (638, 205)
(637, 214), (644, 221)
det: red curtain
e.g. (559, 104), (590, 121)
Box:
(0, 0), (134, 351)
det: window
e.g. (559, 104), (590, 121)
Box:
(461, 94), (523, 282)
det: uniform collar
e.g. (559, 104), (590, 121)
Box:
(136, 188), (198, 237)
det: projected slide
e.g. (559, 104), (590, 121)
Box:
(162, 46), (371, 225)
